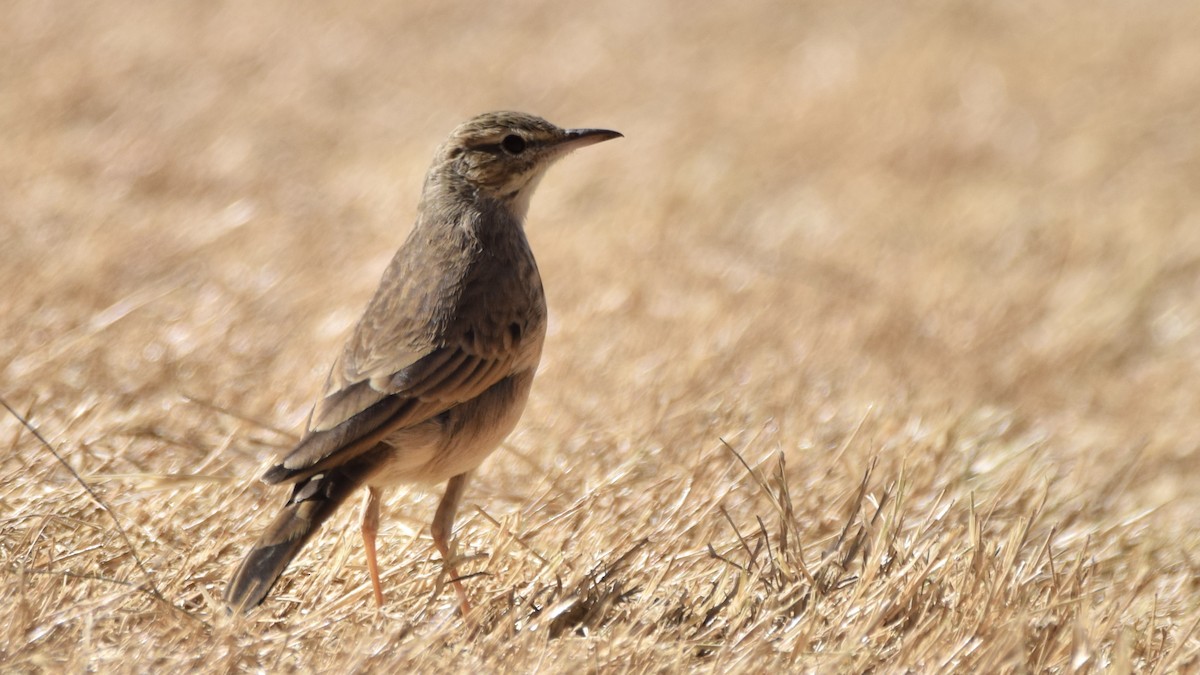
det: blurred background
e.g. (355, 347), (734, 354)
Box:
(4, 0), (1198, 490)
(1, 0), (1199, 668)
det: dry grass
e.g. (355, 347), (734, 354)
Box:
(3, 0), (1200, 672)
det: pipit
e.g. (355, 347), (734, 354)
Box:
(224, 111), (621, 613)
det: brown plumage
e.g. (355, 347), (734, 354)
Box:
(224, 112), (621, 613)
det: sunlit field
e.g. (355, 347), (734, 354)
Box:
(3, 1), (1199, 671)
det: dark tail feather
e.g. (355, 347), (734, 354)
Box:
(224, 457), (377, 612)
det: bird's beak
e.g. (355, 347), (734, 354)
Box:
(559, 128), (623, 151)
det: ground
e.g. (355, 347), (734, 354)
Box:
(2, 1), (1199, 672)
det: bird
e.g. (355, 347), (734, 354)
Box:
(223, 111), (621, 614)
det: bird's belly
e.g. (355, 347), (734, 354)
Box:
(367, 368), (537, 487)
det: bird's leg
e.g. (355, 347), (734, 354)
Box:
(432, 472), (471, 617)
(360, 486), (385, 608)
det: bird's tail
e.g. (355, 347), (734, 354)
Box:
(224, 457), (377, 612)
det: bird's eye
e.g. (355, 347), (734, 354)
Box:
(501, 134), (527, 155)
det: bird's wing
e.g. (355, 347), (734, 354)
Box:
(263, 287), (526, 485)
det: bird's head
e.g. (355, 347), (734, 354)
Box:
(429, 111), (622, 217)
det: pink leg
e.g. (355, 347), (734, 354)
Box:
(431, 472), (471, 617)
(361, 486), (385, 608)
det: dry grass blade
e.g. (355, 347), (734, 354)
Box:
(0, 396), (204, 627)
(0, 397), (162, 595)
